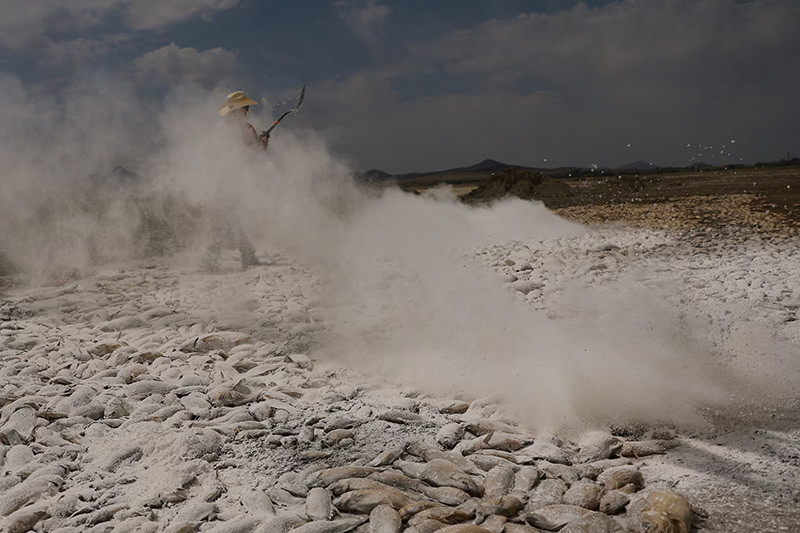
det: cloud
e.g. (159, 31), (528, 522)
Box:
(334, 0), (392, 40)
(124, 0), (240, 31)
(0, 1), (115, 51)
(0, 0), (240, 50)
(311, 0), (800, 170)
(134, 43), (240, 87)
(40, 38), (119, 67)
(423, 0), (800, 101)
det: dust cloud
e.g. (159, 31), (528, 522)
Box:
(0, 74), (793, 430)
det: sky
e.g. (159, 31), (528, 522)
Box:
(1, 0), (799, 174)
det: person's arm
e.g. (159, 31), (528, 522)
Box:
(244, 123), (269, 151)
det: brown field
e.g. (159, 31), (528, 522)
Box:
(404, 164), (800, 234)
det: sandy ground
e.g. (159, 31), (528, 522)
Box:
(1, 193), (799, 532)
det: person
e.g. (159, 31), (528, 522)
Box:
(219, 90), (270, 151)
(202, 91), (268, 271)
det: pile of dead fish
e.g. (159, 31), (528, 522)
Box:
(1, 277), (698, 533)
(252, 408), (697, 533)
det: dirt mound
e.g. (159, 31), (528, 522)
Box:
(461, 167), (571, 206)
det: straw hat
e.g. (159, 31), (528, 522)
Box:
(219, 90), (259, 116)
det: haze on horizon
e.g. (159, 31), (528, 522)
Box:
(1, 0), (798, 174)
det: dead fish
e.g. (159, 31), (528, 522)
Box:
(559, 511), (626, 533)
(89, 343), (121, 357)
(306, 487), (333, 520)
(436, 423), (464, 450)
(329, 478), (398, 497)
(324, 416), (362, 432)
(334, 488), (417, 513)
(511, 465), (541, 497)
(485, 432), (532, 452)
(626, 489), (694, 533)
(463, 396), (502, 419)
(369, 504), (401, 533)
(563, 480), (602, 510)
(536, 462), (580, 484)
(525, 504), (593, 531)
(208, 379), (254, 407)
(189, 332), (252, 353)
(576, 432), (622, 463)
(369, 470), (425, 492)
(405, 441), (481, 475)
(470, 454), (517, 473)
(503, 524), (544, 533)
(454, 434), (492, 456)
(407, 506), (474, 527)
(393, 460), (426, 479)
(299, 426), (316, 443)
(464, 419), (521, 436)
(516, 441), (573, 465)
(483, 465), (516, 499)
(404, 519), (446, 533)
(471, 449), (519, 462)
(248, 401), (273, 421)
(433, 525), (493, 533)
(419, 459), (482, 496)
(571, 465), (600, 482)
(598, 490), (630, 515)
(325, 429), (355, 446)
(256, 512), (308, 533)
(268, 488), (307, 507)
(620, 440), (680, 458)
(378, 409), (424, 425)
(478, 515), (507, 533)
(434, 400), (470, 415)
(420, 485), (471, 506)
(125, 379), (176, 399)
(167, 500), (217, 531)
(577, 457), (633, 472)
(3, 501), (49, 533)
(307, 466), (379, 488)
(0, 475), (60, 515)
(399, 501), (441, 522)
(525, 478), (567, 511)
(288, 516), (369, 533)
(477, 495), (524, 518)
(205, 516), (262, 532)
(369, 446), (405, 467)
(595, 466), (644, 492)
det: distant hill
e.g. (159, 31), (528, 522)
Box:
(357, 169), (394, 181)
(459, 159), (512, 173)
(618, 161), (658, 171)
(376, 159), (547, 186)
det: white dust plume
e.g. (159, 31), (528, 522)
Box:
(1, 75), (796, 431)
